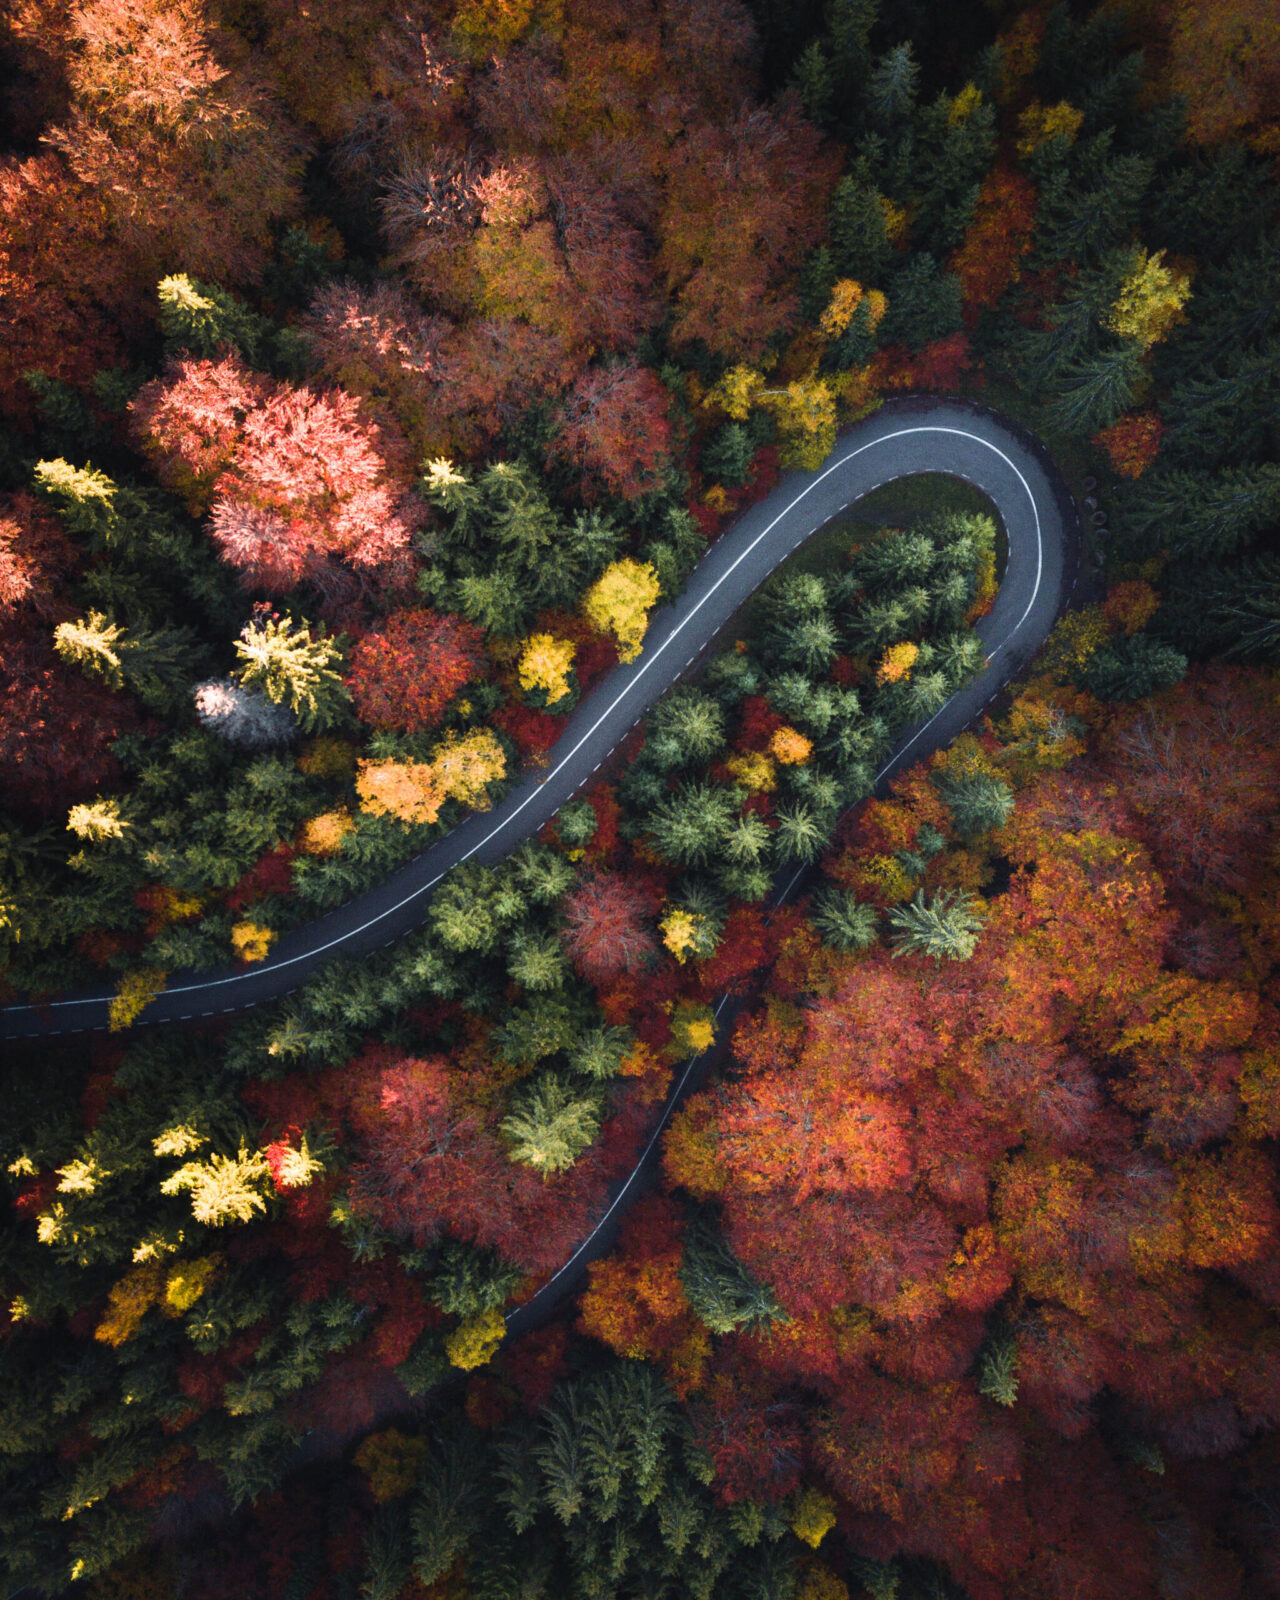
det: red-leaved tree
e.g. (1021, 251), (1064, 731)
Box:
(561, 870), (660, 984)
(345, 607), (483, 733)
(548, 362), (673, 501)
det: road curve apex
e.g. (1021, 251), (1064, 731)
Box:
(1, 397), (1079, 1043)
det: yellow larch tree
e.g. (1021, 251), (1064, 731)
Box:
(297, 808), (354, 856)
(108, 968), (167, 1032)
(790, 1488), (839, 1548)
(445, 1307), (506, 1369)
(159, 1145), (273, 1227)
(230, 921), (275, 963)
(95, 1262), (164, 1346)
(430, 727), (507, 808)
(661, 907), (707, 964)
(67, 798), (129, 841)
(725, 750), (777, 792)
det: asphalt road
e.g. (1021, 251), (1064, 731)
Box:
(1, 396), (1077, 1043)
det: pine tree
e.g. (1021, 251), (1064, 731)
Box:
(1159, 345), (1279, 469)
(1043, 342), (1144, 436)
(812, 887), (880, 951)
(507, 928), (570, 992)
(908, 88), (998, 257)
(537, 1388), (587, 1524)
(410, 1428), (484, 1584)
(493, 1422), (545, 1536)
(827, 174), (893, 284)
(646, 782), (740, 868)
(888, 889), (985, 962)
(1176, 554), (1280, 661)
(1080, 635), (1187, 701)
(789, 40), (834, 127)
(1113, 463), (1280, 561)
(934, 770), (1014, 839)
(977, 1334), (1019, 1407)
(1027, 149), (1154, 269)
(679, 1216), (785, 1335)
(827, 0), (879, 86)
(865, 43), (919, 128)
(773, 802), (828, 865)
(722, 811), (773, 868)
(429, 862), (524, 956)
(157, 273), (268, 362)
(501, 1074), (602, 1175)
(643, 688), (727, 772)
(361, 1503), (415, 1600)
(429, 1242), (522, 1318)
(700, 422), (756, 489)
(569, 1026), (634, 1082)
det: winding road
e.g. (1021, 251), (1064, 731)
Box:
(0, 397), (1078, 1044)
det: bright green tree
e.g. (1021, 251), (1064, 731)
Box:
(646, 782), (740, 869)
(888, 888), (985, 962)
(812, 887), (880, 951)
(501, 1074), (602, 1176)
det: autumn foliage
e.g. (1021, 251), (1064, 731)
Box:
(345, 608), (483, 733)
(641, 667), (1280, 1594)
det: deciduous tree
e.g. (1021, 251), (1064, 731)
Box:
(345, 609), (483, 733)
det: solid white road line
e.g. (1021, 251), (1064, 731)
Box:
(8, 417), (1046, 1025)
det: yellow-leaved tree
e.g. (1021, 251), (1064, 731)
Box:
(357, 728), (506, 825)
(876, 641), (920, 685)
(790, 1487), (839, 1548)
(230, 921), (275, 963)
(357, 759), (447, 826)
(705, 363), (766, 421)
(819, 278), (887, 339)
(660, 907), (708, 964)
(67, 798), (129, 841)
(108, 968), (167, 1032)
(668, 1002), (717, 1056)
(706, 364), (837, 472)
(297, 808), (354, 856)
(725, 751), (777, 792)
(95, 1263), (165, 1346)
(163, 1255), (221, 1316)
(1015, 100), (1084, 157)
(518, 633), (576, 704)
(769, 726), (814, 764)
(445, 1307), (506, 1369)
(765, 378), (838, 471)
(431, 727), (507, 808)
(584, 559), (661, 663)
(1106, 249), (1192, 350)
(159, 1145), (273, 1227)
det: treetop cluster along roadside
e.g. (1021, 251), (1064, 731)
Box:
(1, 401), (1053, 1040)
(3, 0), (1280, 1593)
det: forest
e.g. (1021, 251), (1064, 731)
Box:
(1, 0), (1279, 1594)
